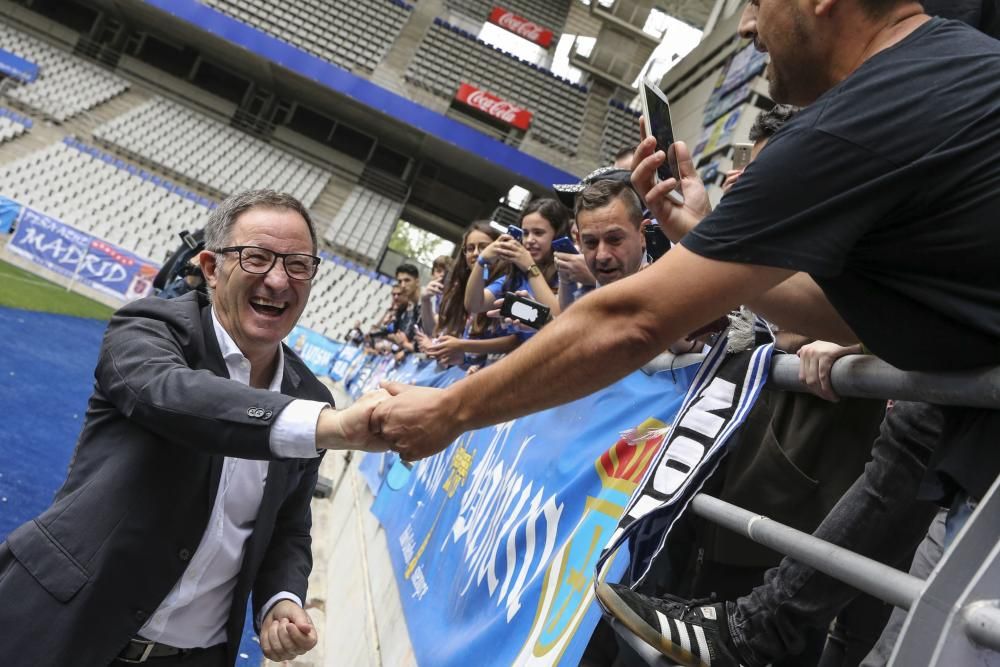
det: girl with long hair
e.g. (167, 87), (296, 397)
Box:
(464, 198), (571, 320)
(419, 221), (520, 366)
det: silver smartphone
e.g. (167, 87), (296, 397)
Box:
(639, 82), (684, 205)
(732, 143), (753, 171)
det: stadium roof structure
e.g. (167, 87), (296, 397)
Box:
(78, 0), (581, 241)
(658, 0), (719, 29)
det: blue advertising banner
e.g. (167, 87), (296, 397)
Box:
(356, 356), (466, 493)
(719, 42), (768, 96)
(330, 344), (365, 381)
(284, 325), (343, 376)
(0, 48), (39, 83)
(0, 196), (20, 234)
(361, 360), (699, 666)
(6, 206), (159, 300)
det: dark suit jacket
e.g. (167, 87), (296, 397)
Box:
(0, 292), (332, 666)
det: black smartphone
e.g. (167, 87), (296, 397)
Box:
(551, 236), (578, 254)
(644, 222), (670, 262)
(500, 292), (550, 330)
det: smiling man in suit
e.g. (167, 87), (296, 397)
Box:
(0, 189), (390, 666)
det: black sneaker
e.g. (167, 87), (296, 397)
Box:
(596, 581), (746, 667)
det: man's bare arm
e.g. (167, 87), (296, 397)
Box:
(374, 247), (796, 459)
(748, 273), (858, 345)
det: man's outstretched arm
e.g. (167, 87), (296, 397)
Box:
(372, 245), (796, 460)
(749, 272), (858, 345)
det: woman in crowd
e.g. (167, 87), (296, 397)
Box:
(464, 198), (570, 321)
(417, 221), (519, 368)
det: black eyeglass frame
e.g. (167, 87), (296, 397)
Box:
(214, 245), (321, 281)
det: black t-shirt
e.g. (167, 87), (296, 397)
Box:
(685, 18), (1000, 372)
(682, 19), (1000, 500)
(924, 0), (1000, 37)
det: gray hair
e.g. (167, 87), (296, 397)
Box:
(203, 189), (317, 252)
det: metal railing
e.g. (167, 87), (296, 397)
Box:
(643, 351), (1000, 408)
(648, 351), (1000, 664)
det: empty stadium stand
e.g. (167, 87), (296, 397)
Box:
(92, 97), (331, 206)
(0, 136), (392, 332)
(200, 0), (413, 73)
(406, 19), (589, 155)
(324, 184), (404, 264)
(0, 22), (129, 123)
(299, 254), (395, 339)
(600, 99), (641, 165)
(0, 138), (211, 262)
(0, 107), (31, 144)
(445, 0), (571, 39)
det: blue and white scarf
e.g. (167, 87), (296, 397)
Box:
(596, 328), (775, 589)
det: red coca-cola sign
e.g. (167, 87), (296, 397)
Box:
(488, 7), (554, 48)
(455, 83), (533, 130)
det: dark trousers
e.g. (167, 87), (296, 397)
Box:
(729, 401), (941, 666)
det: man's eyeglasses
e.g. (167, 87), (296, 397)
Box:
(215, 246), (321, 281)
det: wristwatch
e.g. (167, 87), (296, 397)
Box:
(526, 264), (541, 277)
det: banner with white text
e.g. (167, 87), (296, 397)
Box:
(285, 326), (344, 376)
(356, 356), (698, 666)
(6, 206), (158, 300)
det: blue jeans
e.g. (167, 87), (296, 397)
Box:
(728, 401), (942, 667)
(943, 492), (978, 546)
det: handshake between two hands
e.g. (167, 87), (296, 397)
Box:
(318, 381), (461, 462)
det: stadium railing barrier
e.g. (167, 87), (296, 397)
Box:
(647, 351), (1000, 665)
(325, 335), (999, 665)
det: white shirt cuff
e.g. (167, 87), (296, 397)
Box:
(269, 399), (328, 459)
(257, 592), (304, 628)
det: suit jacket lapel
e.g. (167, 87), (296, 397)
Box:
(200, 303), (229, 506)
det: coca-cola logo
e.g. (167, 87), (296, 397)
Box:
(488, 6), (553, 48)
(496, 12), (544, 41)
(456, 83), (533, 129)
(467, 90), (524, 123)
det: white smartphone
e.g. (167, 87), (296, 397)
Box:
(732, 142), (753, 171)
(639, 82), (684, 205)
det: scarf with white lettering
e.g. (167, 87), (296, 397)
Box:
(595, 329), (774, 588)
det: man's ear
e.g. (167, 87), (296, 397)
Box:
(198, 250), (219, 290)
(639, 219), (650, 250)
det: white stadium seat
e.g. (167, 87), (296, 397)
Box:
(92, 97), (332, 207)
(0, 23), (129, 122)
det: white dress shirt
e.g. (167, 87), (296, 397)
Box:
(139, 310), (327, 648)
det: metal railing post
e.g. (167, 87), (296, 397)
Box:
(688, 494), (925, 610)
(961, 602), (1000, 652)
(642, 351), (1000, 409)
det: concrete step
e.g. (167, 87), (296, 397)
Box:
(0, 87), (150, 168)
(371, 0), (444, 96)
